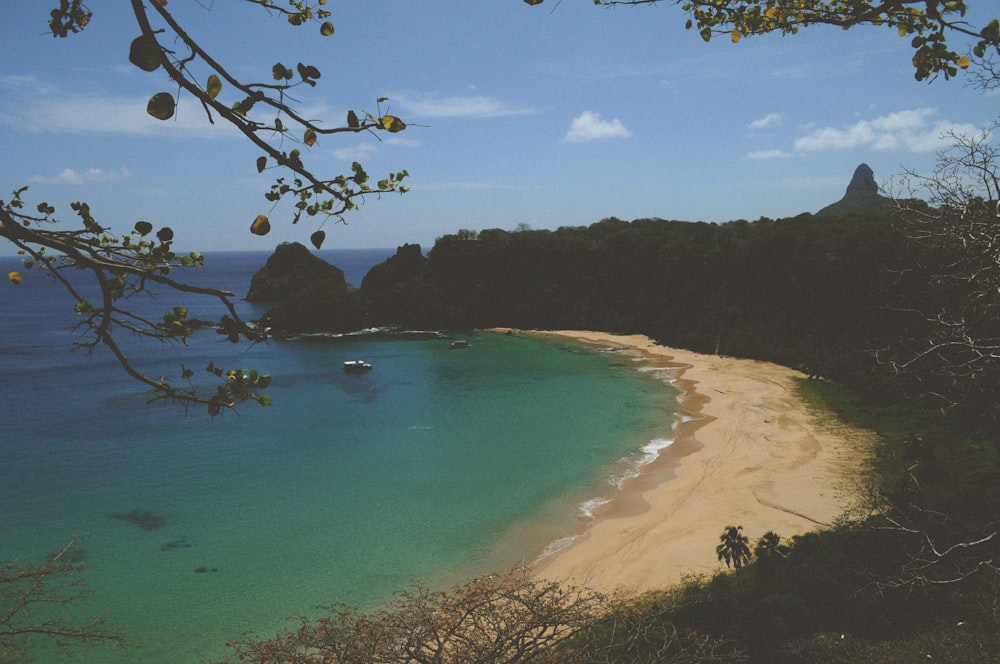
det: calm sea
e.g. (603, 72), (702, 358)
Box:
(0, 249), (679, 663)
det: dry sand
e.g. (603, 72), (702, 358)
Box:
(528, 330), (875, 596)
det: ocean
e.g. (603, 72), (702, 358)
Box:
(0, 249), (679, 663)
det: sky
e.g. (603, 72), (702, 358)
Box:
(1, 1), (997, 254)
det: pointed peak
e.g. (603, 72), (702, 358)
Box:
(845, 163), (878, 197)
(815, 163), (893, 217)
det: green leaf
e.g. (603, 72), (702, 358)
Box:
(700, 27), (713, 42)
(983, 19), (999, 41)
(156, 227), (174, 243)
(272, 63), (292, 81)
(129, 34), (161, 72)
(297, 62), (321, 81)
(146, 92), (175, 121)
(320, 21), (334, 37)
(310, 230), (326, 249)
(134, 220), (153, 236)
(304, 128), (317, 147)
(206, 74), (222, 100)
(256, 156), (267, 173)
(347, 110), (360, 129)
(257, 394), (273, 407)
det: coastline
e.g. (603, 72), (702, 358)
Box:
(524, 330), (875, 596)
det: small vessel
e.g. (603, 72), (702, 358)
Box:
(450, 340), (468, 349)
(343, 360), (373, 373)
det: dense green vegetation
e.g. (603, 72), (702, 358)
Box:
(309, 212), (945, 415)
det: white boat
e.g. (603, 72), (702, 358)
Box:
(450, 340), (468, 349)
(343, 360), (373, 373)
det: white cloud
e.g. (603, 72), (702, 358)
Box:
(793, 108), (979, 153)
(393, 94), (538, 119)
(562, 111), (632, 143)
(330, 136), (418, 163)
(30, 167), (131, 185)
(0, 90), (236, 137)
(748, 112), (783, 131)
(331, 143), (380, 162)
(747, 149), (793, 160)
(745, 108), (983, 160)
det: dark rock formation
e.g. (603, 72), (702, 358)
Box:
(816, 163), (894, 217)
(261, 281), (367, 334)
(246, 242), (346, 302)
(361, 244), (454, 329)
(249, 242), (367, 333)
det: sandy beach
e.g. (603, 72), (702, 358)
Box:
(529, 330), (875, 597)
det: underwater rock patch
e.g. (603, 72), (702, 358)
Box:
(111, 509), (166, 530)
(160, 537), (192, 551)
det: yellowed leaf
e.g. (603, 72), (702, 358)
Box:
(250, 215), (271, 236)
(380, 114), (406, 133)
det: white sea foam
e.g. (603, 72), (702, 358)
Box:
(534, 535), (578, 563)
(608, 436), (675, 487)
(577, 496), (612, 520)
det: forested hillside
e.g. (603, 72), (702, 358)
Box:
(351, 211), (951, 412)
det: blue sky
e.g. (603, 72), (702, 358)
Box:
(1, 1), (996, 253)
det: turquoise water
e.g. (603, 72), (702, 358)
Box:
(0, 252), (678, 663)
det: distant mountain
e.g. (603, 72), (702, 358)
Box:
(815, 163), (895, 217)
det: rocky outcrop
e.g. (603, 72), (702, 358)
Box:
(247, 242), (366, 334)
(246, 242), (346, 302)
(360, 244), (455, 329)
(816, 163), (894, 217)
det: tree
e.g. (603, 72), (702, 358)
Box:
(0, 541), (127, 663)
(528, 1), (1000, 82)
(716, 525), (753, 582)
(881, 122), (1000, 419)
(753, 531), (790, 563)
(2, 1), (410, 415)
(213, 569), (610, 664)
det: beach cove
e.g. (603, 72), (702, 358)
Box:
(529, 331), (876, 596)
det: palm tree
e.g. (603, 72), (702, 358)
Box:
(754, 531), (790, 586)
(754, 531), (790, 562)
(716, 525), (752, 585)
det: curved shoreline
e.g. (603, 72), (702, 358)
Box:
(524, 330), (875, 596)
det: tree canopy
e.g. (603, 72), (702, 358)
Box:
(534, 0), (1000, 82)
